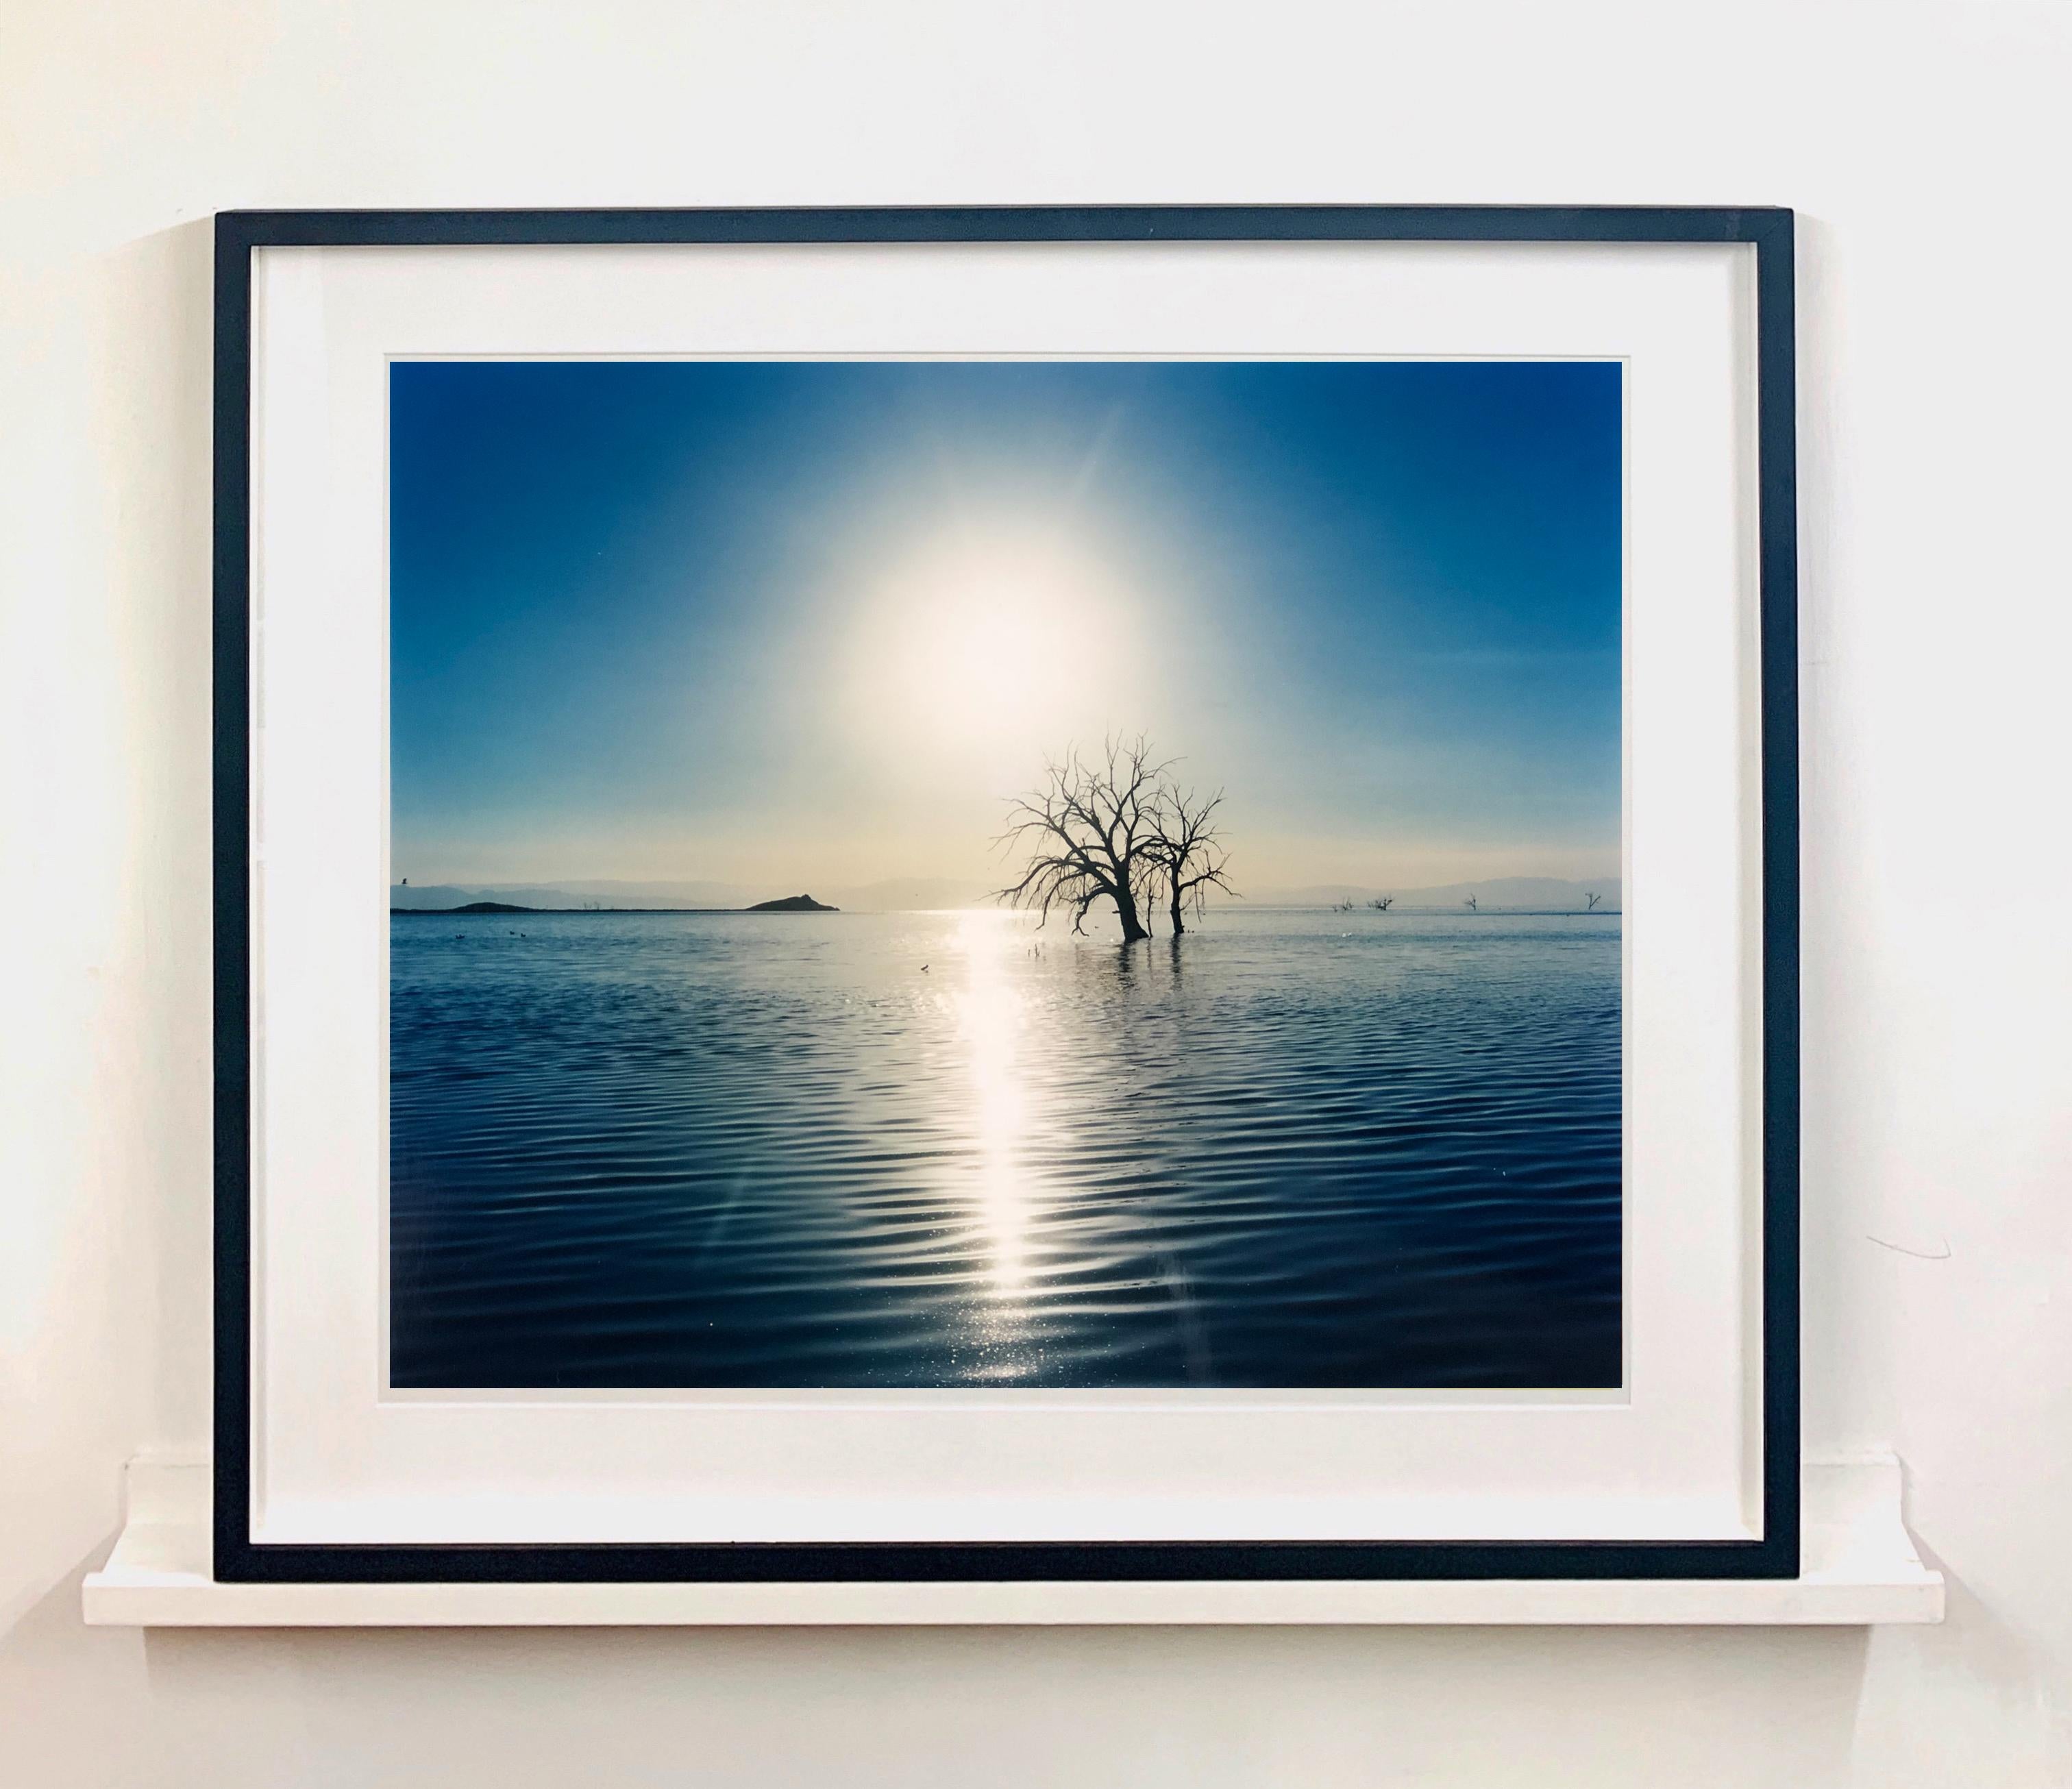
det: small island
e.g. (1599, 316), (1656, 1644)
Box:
(392, 892), (845, 915)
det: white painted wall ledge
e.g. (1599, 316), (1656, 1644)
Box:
(82, 1455), (1942, 1628)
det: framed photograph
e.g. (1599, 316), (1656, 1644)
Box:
(215, 206), (1798, 1583)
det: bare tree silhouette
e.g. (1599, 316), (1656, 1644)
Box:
(1148, 782), (1236, 937)
(994, 735), (1168, 943)
(1585, 891), (1603, 912)
(1464, 894), (1478, 913)
(1371, 896), (1393, 911)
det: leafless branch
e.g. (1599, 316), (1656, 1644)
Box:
(1146, 779), (1237, 936)
(992, 735), (1172, 942)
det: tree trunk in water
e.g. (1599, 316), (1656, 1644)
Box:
(1168, 884), (1186, 936)
(1113, 885), (1150, 943)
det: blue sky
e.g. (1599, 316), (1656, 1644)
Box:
(391, 358), (1620, 895)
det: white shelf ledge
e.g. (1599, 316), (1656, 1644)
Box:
(83, 1456), (1942, 1627)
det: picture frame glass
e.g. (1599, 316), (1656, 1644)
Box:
(225, 220), (1792, 1575)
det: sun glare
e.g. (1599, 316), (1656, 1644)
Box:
(954, 907), (1036, 1296)
(843, 520), (1148, 760)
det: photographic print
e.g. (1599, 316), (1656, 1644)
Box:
(388, 356), (1623, 1392)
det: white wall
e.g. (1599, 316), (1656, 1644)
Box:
(3, 3), (2069, 1782)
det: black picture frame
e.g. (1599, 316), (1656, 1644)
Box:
(214, 205), (1799, 1586)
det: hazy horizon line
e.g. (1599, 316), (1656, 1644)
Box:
(390, 869), (1625, 902)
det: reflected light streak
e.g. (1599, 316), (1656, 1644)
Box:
(953, 909), (1038, 1296)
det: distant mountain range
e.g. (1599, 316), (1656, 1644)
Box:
(390, 874), (1618, 914)
(389, 876), (991, 912)
(390, 881), (743, 911)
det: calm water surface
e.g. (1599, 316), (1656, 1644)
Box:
(390, 909), (1620, 1388)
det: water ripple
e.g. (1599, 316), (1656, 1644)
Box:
(390, 909), (1620, 1388)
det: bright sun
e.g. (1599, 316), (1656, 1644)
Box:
(846, 521), (1144, 758)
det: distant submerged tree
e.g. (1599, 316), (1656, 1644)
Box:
(1586, 891), (1603, 913)
(1148, 781), (1236, 937)
(994, 735), (1169, 943)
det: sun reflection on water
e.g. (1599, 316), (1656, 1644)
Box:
(952, 908), (1039, 1298)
